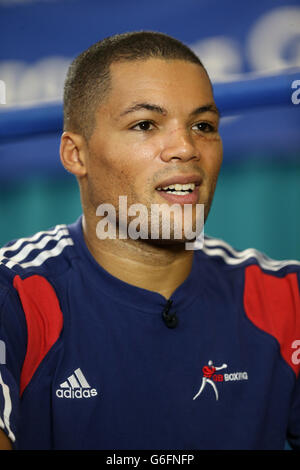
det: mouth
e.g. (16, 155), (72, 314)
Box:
(155, 175), (202, 204)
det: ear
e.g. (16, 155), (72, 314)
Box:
(60, 131), (87, 177)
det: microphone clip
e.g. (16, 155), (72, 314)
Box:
(162, 299), (178, 329)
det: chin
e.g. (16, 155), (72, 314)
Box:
(143, 237), (187, 248)
(143, 226), (200, 245)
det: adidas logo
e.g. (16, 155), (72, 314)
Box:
(56, 368), (98, 399)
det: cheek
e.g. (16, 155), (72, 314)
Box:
(102, 140), (157, 191)
(202, 138), (223, 178)
(88, 143), (148, 204)
(89, 143), (128, 184)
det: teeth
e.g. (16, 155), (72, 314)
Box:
(170, 191), (190, 195)
(157, 183), (195, 191)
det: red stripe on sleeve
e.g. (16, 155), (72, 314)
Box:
(244, 265), (300, 377)
(13, 274), (63, 396)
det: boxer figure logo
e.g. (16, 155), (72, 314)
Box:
(193, 360), (227, 401)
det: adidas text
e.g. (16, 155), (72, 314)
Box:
(56, 388), (98, 399)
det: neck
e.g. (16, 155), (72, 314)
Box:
(82, 214), (194, 299)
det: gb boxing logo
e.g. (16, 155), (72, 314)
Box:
(193, 360), (227, 401)
(193, 360), (248, 401)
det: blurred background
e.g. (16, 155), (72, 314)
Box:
(0, 0), (299, 260)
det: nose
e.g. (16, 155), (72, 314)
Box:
(159, 126), (200, 163)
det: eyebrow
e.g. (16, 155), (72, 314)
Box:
(119, 102), (220, 119)
(190, 104), (221, 119)
(119, 102), (167, 117)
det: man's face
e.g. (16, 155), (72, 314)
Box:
(84, 58), (223, 243)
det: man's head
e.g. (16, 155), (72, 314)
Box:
(60, 31), (223, 244)
(63, 31), (204, 141)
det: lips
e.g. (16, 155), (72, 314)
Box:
(156, 187), (199, 204)
(154, 175), (201, 206)
(154, 174), (202, 204)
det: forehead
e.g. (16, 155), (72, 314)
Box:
(102, 59), (214, 114)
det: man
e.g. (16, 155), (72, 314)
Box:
(0, 31), (299, 450)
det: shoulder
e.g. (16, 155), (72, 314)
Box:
(0, 223), (76, 282)
(0, 225), (75, 396)
(201, 234), (300, 276)
(201, 235), (300, 376)
(0, 223), (76, 356)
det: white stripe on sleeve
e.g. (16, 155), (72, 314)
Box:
(0, 224), (65, 260)
(0, 372), (16, 443)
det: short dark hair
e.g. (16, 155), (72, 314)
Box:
(63, 31), (204, 140)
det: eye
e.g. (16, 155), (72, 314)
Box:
(192, 122), (215, 133)
(131, 120), (155, 131)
